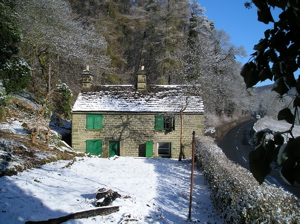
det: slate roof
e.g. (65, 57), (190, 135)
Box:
(72, 85), (204, 114)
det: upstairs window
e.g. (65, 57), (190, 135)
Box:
(155, 114), (175, 131)
(86, 114), (103, 129)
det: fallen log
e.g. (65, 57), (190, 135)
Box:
(25, 206), (119, 224)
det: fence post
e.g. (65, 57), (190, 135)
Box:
(188, 131), (196, 221)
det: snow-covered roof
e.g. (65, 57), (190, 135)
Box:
(72, 85), (204, 113)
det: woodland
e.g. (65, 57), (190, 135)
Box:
(2, 0), (263, 121)
(2, 0), (300, 185)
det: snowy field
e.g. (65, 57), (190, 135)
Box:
(1, 116), (297, 223)
(0, 157), (223, 224)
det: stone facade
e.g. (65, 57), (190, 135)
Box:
(72, 112), (204, 158)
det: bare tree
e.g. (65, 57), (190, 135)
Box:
(16, 0), (110, 94)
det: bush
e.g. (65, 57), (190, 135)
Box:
(0, 92), (9, 120)
(195, 136), (300, 223)
(53, 81), (72, 119)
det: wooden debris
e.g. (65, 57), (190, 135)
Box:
(96, 188), (121, 207)
(25, 206), (119, 224)
(30, 127), (39, 143)
(96, 188), (113, 199)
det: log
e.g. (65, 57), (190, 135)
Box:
(25, 206), (119, 224)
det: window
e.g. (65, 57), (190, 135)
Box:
(155, 114), (175, 131)
(86, 140), (103, 155)
(158, 142), (172, 157)
(86, 114), (103, 129)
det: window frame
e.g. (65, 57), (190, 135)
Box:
(155, 114), (175, 131)
(157, 142), (172, 157)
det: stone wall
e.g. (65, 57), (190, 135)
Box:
(72, 112), (204, 158)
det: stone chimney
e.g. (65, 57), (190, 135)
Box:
(137, 66), (146, 91)
(81, 65), (93, 90)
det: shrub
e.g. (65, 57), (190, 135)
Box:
(53, 81), (73, 119)
(0, 92), (9, 120)
(195, 136), (300, 223)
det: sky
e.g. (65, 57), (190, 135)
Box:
(198, 0), (278, 86)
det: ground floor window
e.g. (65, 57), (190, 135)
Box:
(86, 140), (103, 155)
(158, 142), (171, 157)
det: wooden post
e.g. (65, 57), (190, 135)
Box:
(188, 131), (196, 220)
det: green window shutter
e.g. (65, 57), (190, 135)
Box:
(94, 114), (103, 129)
(171, 142), (174, 158)
(86, 140), (102, 155)
(86, 114), (94, 129)
(155, 114), (164, 130)
(86, 114), (103, 129)
(146, 141), (153, 157)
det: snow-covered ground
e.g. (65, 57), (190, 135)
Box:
(1, 115), (298, 224)
(0, 157), (223, 224)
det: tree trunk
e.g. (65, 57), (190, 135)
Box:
(178, 110), (185, 161)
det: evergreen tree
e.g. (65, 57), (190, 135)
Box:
(0, 0), (30, 94)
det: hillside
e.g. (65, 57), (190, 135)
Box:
(0, 91), (80, 176)
(9, 0), (250, 124)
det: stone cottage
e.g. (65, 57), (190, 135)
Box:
(71, 69), (204, 158)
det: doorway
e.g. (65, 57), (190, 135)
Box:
(109, 141), (120, 157)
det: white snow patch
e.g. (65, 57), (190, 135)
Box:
(254, 116), (300, 137)
(0, 157), (223, 223)
(0, 120), (28, 135)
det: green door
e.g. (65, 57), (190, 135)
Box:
(146, 141), (153, 157)
(109, 141), (120, 157)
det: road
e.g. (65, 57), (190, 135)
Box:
(218, 119), (300, 198)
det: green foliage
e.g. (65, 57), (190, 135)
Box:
(0, 0), (30, 94)
(0, 91), (11, 120)
(0, 0), (20, 65)
(0, 92), (9, 107)
(0, 105), (7, 118)
(243, 1), (300, 185)
(196, 136), (300, 223)
(0, 57), (31, 94)
(55, 81), (73, 119)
